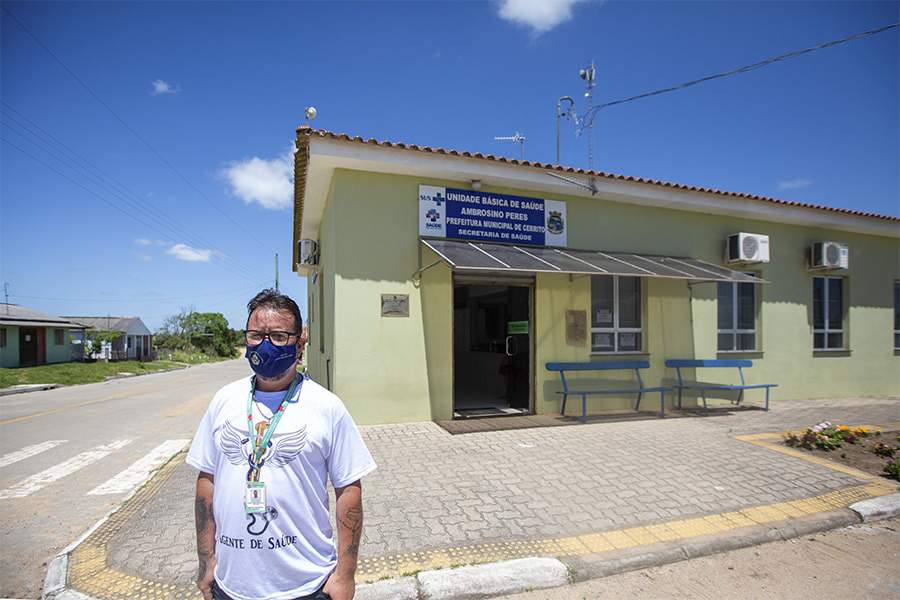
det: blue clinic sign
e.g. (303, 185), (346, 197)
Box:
(418, 185), (567, 247)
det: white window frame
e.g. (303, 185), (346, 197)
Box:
(590, 275), (643, 354)
(717, 274), (757, 352)
(814, 276), (844, 350)
(894, 281), (899, 351)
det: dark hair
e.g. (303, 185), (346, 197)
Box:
(246, 289), (303, 333)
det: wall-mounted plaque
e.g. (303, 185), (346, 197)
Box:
(381, 294), (409, 317)
(566, 310), (586, 345)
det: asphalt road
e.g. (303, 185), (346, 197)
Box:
(0, 358), (250, 600)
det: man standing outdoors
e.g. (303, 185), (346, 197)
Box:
(188, 289), (376, 600)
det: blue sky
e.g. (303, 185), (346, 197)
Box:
(1, 1), (897, 332)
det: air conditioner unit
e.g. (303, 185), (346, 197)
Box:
(298, 239), (319, 266)
(810, 241), (848, 270)
(725, 233), (770, 264)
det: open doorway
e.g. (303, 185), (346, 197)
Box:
(453, 282), (531, 418)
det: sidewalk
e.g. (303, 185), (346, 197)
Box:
(46, 395), (899, 600)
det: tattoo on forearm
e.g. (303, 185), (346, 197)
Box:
(338, 505), (363, 558)
(195, 496), (210, 536)
(197, 556), (208, 580)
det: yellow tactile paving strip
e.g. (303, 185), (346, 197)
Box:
(68, 453), (202, 599)
(66, 424), (900, 598)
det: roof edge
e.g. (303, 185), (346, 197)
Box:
(295, 127), (900, 225)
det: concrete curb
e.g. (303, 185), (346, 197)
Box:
(563, 509), (859, 584)
(0, 383), (63, 396)
(353, 509), (864, 600)
(418, 557), (568, 600)
(849, 492), (900, 522)
(1, 365), (191, 397)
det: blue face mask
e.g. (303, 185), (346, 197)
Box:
(246, 339), (297, 379)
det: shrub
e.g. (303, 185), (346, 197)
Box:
(872, 442), (896, 459)
(884, 459), (900, 481)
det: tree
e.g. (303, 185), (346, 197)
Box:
(156, 310), (239, 357)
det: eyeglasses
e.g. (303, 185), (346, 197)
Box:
(245, 330), (298, 346)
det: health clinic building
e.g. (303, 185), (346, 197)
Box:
(292, 126), (899, 426)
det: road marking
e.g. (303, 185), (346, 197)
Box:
(87, 439), (190, 496)
(0, 440), (67, 468)
(0, 439), (133, 499)
(0, 394), (133, 426)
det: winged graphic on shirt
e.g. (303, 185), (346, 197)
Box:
(218, 420), (308, 472)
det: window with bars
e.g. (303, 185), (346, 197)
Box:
(717, 276), (757, 351)
(54, 329), (65, 345)
(590, 276), (643, 353)
(813, 276), (845, 350)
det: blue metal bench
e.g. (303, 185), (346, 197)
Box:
(665, 359), (777, 411)
(545, 361), (670, 423)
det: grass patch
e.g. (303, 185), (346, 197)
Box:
(156, 349), (235, 365)
(0, 360), (183, 388)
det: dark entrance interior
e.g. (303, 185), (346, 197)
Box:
(19, 327), (39, 367)
(453, 283), (530, 418)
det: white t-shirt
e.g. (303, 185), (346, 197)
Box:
(186, 376), (377, 600)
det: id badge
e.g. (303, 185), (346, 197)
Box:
(245, 481), (267, 514)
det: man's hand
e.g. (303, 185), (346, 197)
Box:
(197, 553), (217, 600)
(322, 572), (355, 600)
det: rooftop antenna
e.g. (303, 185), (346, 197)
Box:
(494, 131), (526, 160)
(3, 282), (8, 314)
(579, 60), (596, 170)
(549, 60), (599, 195)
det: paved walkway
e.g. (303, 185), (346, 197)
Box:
(58, 396), (899, 599)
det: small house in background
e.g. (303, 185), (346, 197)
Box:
(0, 304), (85, 368)
(66, 316), (153, 361)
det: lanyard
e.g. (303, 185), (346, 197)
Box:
(245, 373), (302, 481)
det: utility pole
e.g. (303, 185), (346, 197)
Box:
(579, 60), (596, 170)
(275, 253), (279, 291)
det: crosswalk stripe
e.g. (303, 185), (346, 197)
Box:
(87, 439), (190, 496)
(0, 440), (68, 468)
(0, 439), (133, 499)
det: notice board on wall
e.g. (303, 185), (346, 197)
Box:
(566, 310), (587, 346)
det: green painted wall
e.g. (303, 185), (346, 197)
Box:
(1, 325), (20, 368)
(303, 169), (900, 424)
(46, 328), (72, 364)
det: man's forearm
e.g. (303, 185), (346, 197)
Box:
(195, 472), (217, 577)
(333, 481), (363, 580)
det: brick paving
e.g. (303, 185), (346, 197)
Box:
(106, 395), (898, 584)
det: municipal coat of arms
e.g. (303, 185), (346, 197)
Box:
(547, 211), (564, 235)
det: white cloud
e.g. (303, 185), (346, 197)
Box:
(133, 238), (166, 246)
(496, 0), (587, 35)
(151, 79), (179, 95)
(139, 253), (152, 262)
(166, 243), (213, 262)
(777, 178), (813, 191)
(221, 151), (293, 210)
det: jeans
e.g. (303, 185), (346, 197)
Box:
(211, 580), (332, 600)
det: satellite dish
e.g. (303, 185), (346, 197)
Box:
(305, 106), (317, 121)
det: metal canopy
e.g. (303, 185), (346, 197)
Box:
(421, 239), (766, 283)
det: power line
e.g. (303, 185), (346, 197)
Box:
(1, 135), (263, 284)
(0, 103), (262, 282)
(1, 4), (261, 241)
(9, 283), (270, 303)
(581, 22), (900, 127)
